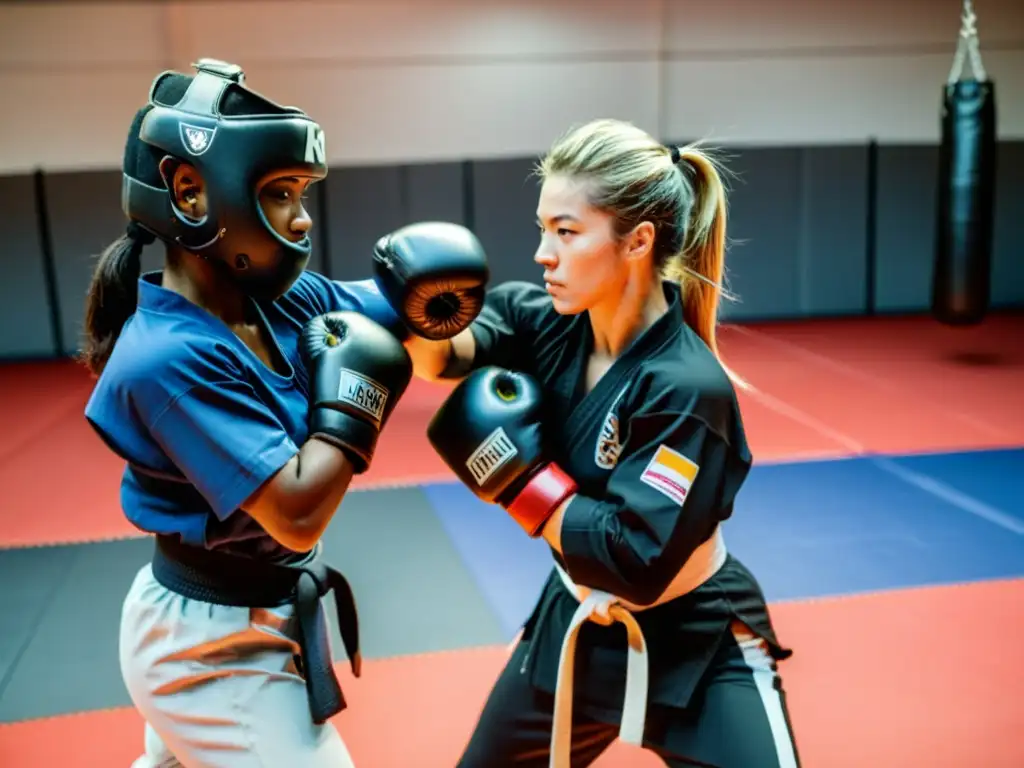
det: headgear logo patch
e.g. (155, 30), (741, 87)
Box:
(179, 123), (215, 156)
(304, 123), (326, 164)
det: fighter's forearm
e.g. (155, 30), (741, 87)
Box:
(539, 496), (571, 554)
(403, 336), (452, 380)
(404, 328), (477, 381)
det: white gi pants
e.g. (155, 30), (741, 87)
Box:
(119, 562), (356, 768)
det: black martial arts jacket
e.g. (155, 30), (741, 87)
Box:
(465, 279), (791, 721)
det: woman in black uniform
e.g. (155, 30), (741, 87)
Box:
(407, 119), (801, 767)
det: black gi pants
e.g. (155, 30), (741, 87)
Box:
(457, 627), (801, 768)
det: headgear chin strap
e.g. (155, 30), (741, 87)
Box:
(123, 58), (328, 302)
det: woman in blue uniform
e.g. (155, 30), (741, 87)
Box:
(82, 60), (487, 767)
(406, 119), (802, 767)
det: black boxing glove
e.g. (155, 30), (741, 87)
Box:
(426, 367), (577, 537)
(300, 312), (413, 473)
(372, 221), (490, 341)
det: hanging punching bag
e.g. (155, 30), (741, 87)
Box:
(932, 80), (997, 325)
(932, 3), (997, 326)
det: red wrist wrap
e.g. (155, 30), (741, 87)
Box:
(505, 463), (577, 537)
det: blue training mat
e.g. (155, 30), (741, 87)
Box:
(727, 450), (1024, 602)
(887, 447), (1024, 526)
(422, 449), (1024, 628)
(421, 482), (554, 639)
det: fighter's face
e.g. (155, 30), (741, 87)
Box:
(169, 164), (315, 254)
(256, 172), (315, 246)
(534, 174), (651, 315)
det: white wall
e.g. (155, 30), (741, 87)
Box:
(0, 0), (1021, 173)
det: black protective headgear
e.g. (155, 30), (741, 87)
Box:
(123, 59), (328, 302)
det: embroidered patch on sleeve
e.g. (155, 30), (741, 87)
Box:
(640, 444), (699, 506)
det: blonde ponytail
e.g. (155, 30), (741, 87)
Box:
(662, 147), (727, 356)
(664, 147), (747, 388)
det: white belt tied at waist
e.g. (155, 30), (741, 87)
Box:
(548, 526), (728, 768)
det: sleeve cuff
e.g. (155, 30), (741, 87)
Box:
(556, 493), (609, 588)
(211, 435), (299, 521)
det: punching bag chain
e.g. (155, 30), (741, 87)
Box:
(948, 0), (987, 84)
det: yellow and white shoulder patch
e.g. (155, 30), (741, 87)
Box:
(640, 444), (699, 506)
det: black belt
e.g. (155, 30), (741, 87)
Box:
(151, 535), (361, 725)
